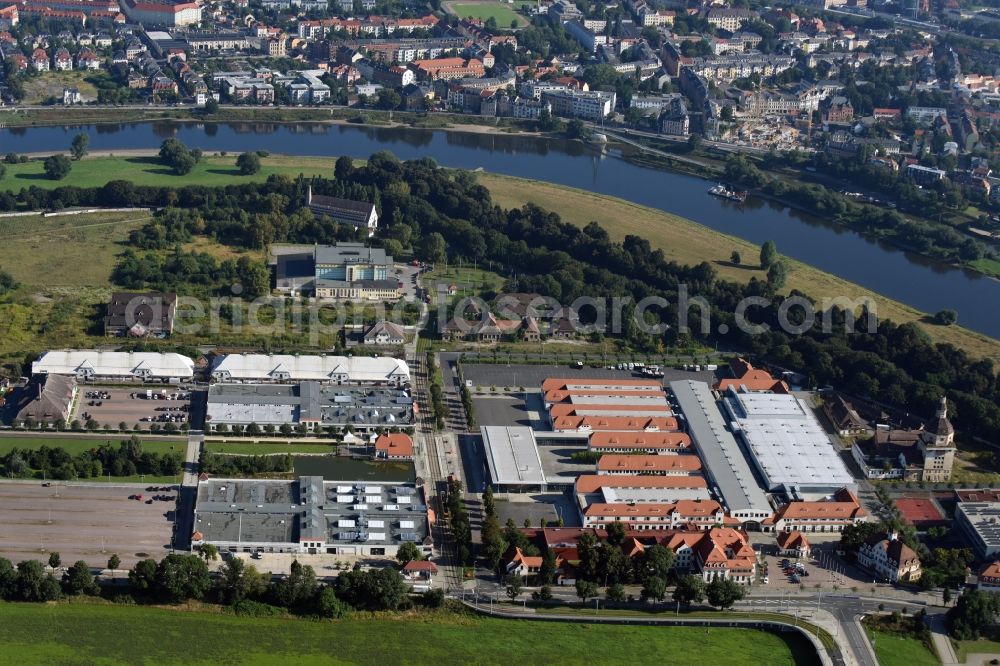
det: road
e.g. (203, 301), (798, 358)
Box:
(173, 431), (203, 552)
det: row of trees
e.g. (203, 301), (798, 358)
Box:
(199, 452), (293, 477)
(0, 557), (99, 602)
(0, 437), (182, 480)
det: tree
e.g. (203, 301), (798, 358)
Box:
(607, 583), (626, 603)
(672, 575), (705, 607)
(504, 573), (523, 601)
(0, 268), (17, 296)
(417, 232), (447, 264)
(730, 250), (741, 265)
(15, 560), (61, 602)
(48, 552), (61, 569)
(575, 579), (598, 603)
(334, 156), (354, 181)
(204, 97), (220, 114)
(70, 133), (89, 160)
(158, 138), (199, 176)
(566, 119), (588, 140)
(947, 589), (1000, 639)
(641, 575), (667, 602)
(605, 521), (626, 546)
(315, 585), (350, 618)
(272, 559), (320, 610)
(599, 545), (632, 586)
(759, 240), (778, 269)
(767, 261), (787, 291)
(155, 553), (211, 602)
(421, 587), (446, 608)
(236, 151), (261, 176)
(43, 154), (72, 180)
(197, 544), (219, 561)
(0, 163), (5, 181)
(943, 587), (952, 606)
(539, 548), (558, 585)
(63, 560), (99, 595)
(638, 545), (675, 585)
(129, 558), (159, 594)
(706, 577), (744, 610)
(933, 309), (958, 326)
(0, 558), (15, 599)
(482, 485), (496, 518)
(107, 554), (121, 571)
(396, 541), (422, 565)
(576, 532), (600, 582)
(217, 558), (267, 605)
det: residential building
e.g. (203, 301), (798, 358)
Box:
(210, 353), (410, 386)
(31, 47), (49, 71)
(587, 431), (693, 455)
(104, 291), (177, 337)
(53, 47), (72, 70)
(0, 4), (18, 28)
(596, 454), (702, 476)
(374, 433), (413, 460)
(823, 393), (869, 436)
(765, 488), (868, 533)
(977, 561), (1000, 593)
(31, 350), (194, 382)
(62, 87), (82, 105)
(363, 320), (405, 345)
(191, 476), (431, 557)
(401, 559), (437, 582)
(776, 531), (811, 559)
(542, 89), (615, 121)
(120, 0), (201, 26)
(583, 499), (726, 531)
(306, 188), (378, 236)
(10, 374), (77, 426)
(705, 8), (758, 32)
(906, 163), (946, 186)
(76, 48), (100, 69)
(857, 532), (922, 583)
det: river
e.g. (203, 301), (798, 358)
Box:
(3, 120), (999, 339)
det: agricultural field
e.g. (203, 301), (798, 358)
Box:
(446, 1), (527, 27)
(0, 602), (816, 665)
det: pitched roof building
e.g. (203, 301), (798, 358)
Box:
(857, 532), (922, 583)
(11, 374), (77, 425)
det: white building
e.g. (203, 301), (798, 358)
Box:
(120, 0), (202, 26)
(32, 351), (194, 382)
(210, 354), (410, 386)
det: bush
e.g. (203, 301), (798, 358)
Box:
(231, 599), (287, 617)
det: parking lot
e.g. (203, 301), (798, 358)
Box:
(0, 482), (176, 568)
(72, 387), (192, 431)
(471, 395), (540, 428)
(460, 363), (718, 390)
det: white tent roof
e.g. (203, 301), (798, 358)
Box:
(211, 354), (410, 383)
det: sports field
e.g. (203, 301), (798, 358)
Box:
(0, 602), (815, 665)
(448, 1), (527, 26)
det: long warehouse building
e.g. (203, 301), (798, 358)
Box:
(669, 380), (773, 525)
(32, 350), (194, 382)
(210, 354), (410, 386)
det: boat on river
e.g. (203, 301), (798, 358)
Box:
(708, 184), (747, 202)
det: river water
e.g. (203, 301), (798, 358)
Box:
(3, 120), (998, 339)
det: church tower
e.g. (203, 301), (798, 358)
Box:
(919, 396), (955, 482)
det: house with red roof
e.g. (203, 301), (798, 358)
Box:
(776, 531), (811, 559)
(713, 358), (789, 393)
(857, 531), (921, 583)
(31, 47), (49, 71)
(401, 559), (438, 582)
(374, 433), (413, 460)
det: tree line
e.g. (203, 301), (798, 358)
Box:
(0, 437), (182, 480)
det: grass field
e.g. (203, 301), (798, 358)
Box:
(0, 211), (152, 288)
(204, 441), (335, 455)
(866, 629), (940, 666)
(424, 265), (507, 301)
(448, 1), (527, 27)
(0, 435), (185, 456)
(20, 71), (100, 105)
(954, 638), (1000, 662)
(0, 155), (331, 192)
(0, 602), (815, 665)
(476, 172), (1000, 365)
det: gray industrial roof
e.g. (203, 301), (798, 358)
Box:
(194, 476), (428, 547)
(481, 426), (547, 486)
(314, 242), (390, 266)
(669, 380), (771, 517)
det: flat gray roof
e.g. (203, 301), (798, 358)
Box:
(481, 426), (547, 486)
(669, 380), (771, 517)
(315, 243), (390, 266)
(957, 502), (1000, 548)
(194, 476), (428, 547)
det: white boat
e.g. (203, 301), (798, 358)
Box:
(708, 184), (747, 203)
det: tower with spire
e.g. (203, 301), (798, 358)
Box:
(918, 396), (955, 482)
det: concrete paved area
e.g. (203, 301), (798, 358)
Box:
(0, 481), (175, 567)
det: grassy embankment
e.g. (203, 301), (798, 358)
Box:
(0, 601), (815, 665)
(477, 172), (1000, 365)
(864, 629), (940, 666)
(0, 154), (997, 365)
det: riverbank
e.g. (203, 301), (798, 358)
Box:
(477, 172), (1000, 364)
